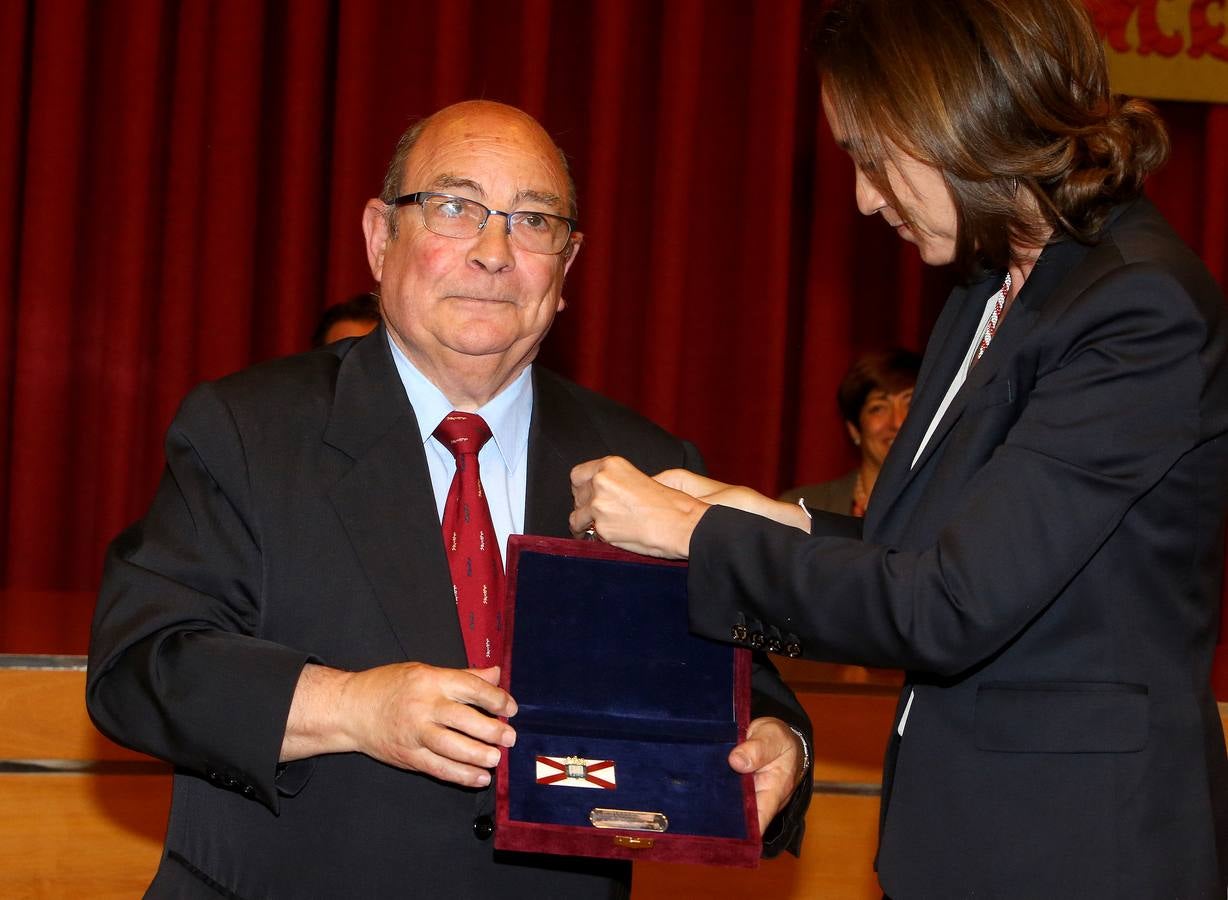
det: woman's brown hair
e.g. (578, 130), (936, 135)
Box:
(815, 0), (1169, 276)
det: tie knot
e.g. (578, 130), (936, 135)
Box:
(433, 412), (493, 458)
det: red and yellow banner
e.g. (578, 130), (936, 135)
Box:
(1087, 0), (1228, 102)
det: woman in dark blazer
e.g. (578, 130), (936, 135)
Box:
(571, 0), (1228, 896)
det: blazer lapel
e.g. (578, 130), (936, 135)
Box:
(524, 369), (612, 538)
(323, 327), (466, 666)
(866, 274), (999, 535)
(866, 235), (1100, 537)
(906, 297), (1040, 481)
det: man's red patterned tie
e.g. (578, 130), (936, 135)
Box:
(434, 412), (504, 667)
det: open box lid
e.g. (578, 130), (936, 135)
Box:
(494, 535), (760, 867)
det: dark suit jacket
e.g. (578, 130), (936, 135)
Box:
(688, 198), (1228, 898)
(86, 329), (808, 899)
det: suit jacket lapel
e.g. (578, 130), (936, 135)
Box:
(865, 274), (998, 535)
(866, 235), (1100, 537)
(323, 326), (466, 665)
(904, 271), (1037, 477)
(524, 369), (611, 538)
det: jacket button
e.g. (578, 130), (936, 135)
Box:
(766, 635), (782, 653)
(731, 623), (747, 642)
(748, 630), (765, 650)
(473, 815), (494, 840)
(785, 641), (802, 658)
(241, 785), (256, 798)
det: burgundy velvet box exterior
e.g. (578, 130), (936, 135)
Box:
(494, 535), (760, 868)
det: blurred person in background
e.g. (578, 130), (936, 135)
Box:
(781, 347), (921, 516)
(312, 291), (381, 346)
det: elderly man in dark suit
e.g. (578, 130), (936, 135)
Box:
(86, 100), (810, 898)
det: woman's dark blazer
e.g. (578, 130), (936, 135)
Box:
(689, 197), (1228, 898)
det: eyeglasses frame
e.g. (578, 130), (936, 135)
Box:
(388, 191), (579, 255)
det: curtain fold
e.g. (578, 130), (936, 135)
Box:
(1, 1), (1225, 690)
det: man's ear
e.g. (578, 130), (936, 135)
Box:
(362, 200), (391, 280)
(561, 232), (583, 277)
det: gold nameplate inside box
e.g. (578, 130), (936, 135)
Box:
(589, 808), (670, 833)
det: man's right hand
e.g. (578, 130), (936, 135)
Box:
(280, 662), (518, 788)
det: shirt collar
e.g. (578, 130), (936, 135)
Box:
(386, 332), (533, 474)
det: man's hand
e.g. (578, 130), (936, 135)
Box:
(281, 662), (517, 788)
(728, 716), (808, 834)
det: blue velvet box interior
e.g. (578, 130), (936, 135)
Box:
(502, 538), (748, 841)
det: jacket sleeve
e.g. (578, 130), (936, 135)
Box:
(687, 262), (1209, 676)
(687, 432), (820, 854)
(86, 382), (312, 813)
(679, 435), (813, 856)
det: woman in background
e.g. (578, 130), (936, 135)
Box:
(781, 348), (920, 516)
(571, 0), (1228, 895)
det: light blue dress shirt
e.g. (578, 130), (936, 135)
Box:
(386, 333), (533, 564)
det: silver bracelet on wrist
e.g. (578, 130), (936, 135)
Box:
(787, 724), (811, 776)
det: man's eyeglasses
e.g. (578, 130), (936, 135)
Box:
(389, 192), (577, 255)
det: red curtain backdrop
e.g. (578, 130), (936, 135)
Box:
(2, 1), (1226, 693)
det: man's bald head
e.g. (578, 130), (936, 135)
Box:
(378, 101), (577, 237)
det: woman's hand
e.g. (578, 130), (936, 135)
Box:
(569, 456), (709, 558)
(570, 458), (811, 558)
(655, 469), (812, 532)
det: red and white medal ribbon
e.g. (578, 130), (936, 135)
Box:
(974, 271), (1012, 362)
(535, 755), (617, 789)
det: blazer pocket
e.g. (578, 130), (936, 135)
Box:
(974, 681), (1148, 753)
(965, 377), (1014, 411)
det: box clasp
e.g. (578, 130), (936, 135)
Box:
(613, 834), (656, 849)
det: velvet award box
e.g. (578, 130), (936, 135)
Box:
(494, 535), (760, 867)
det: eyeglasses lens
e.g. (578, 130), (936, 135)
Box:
(419, 195), (569, 254)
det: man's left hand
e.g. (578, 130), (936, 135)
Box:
(728, 716), (807, 834)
